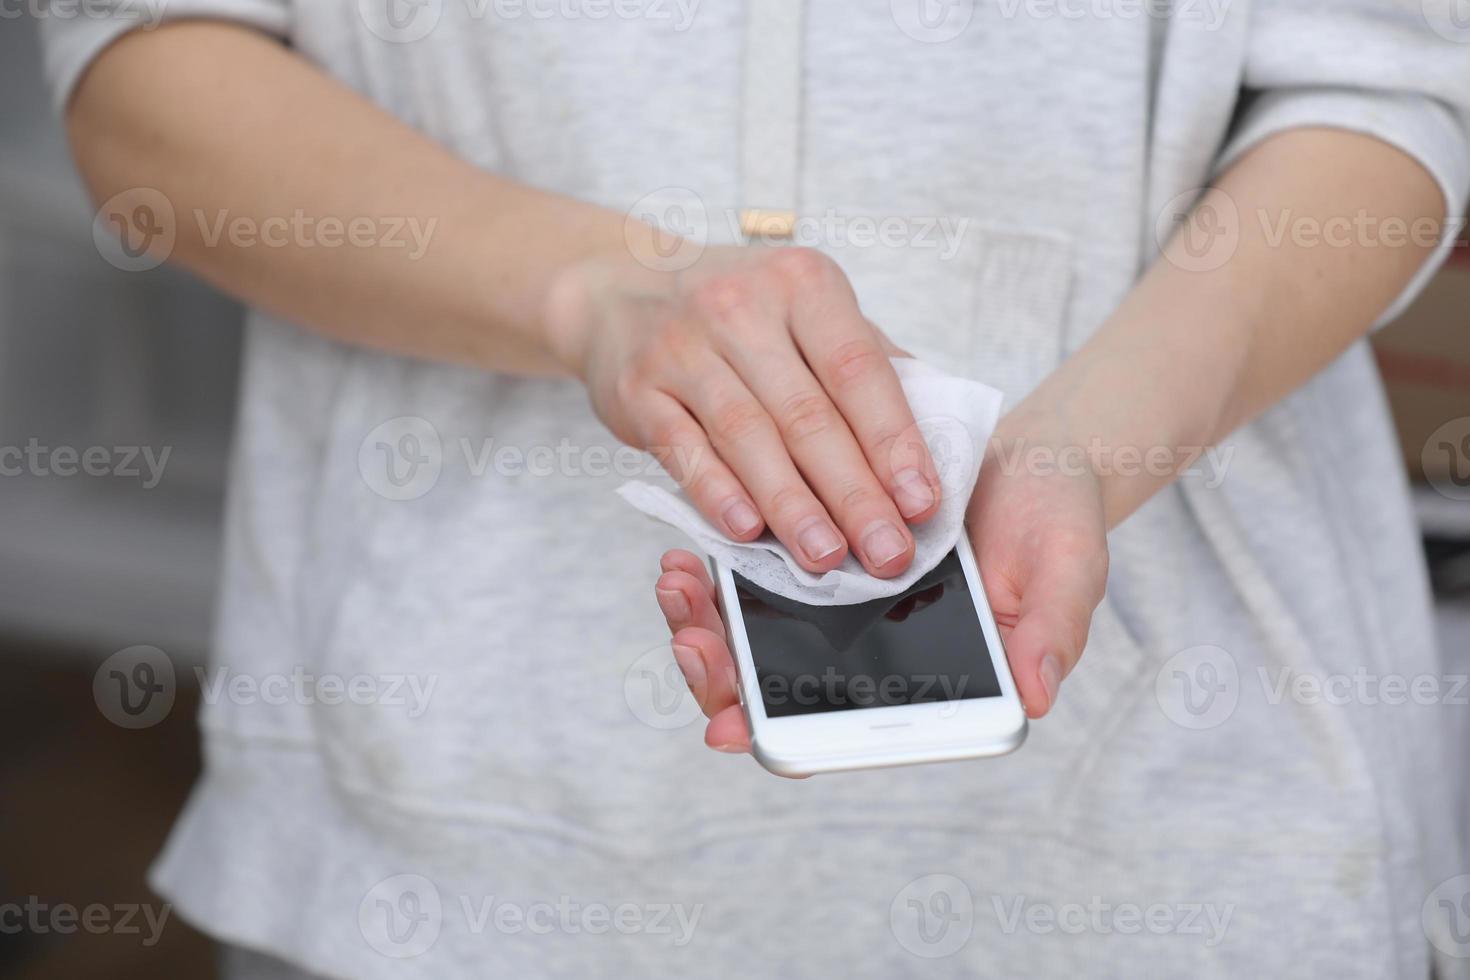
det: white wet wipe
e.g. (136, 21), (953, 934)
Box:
(616, 358), (1003, 604)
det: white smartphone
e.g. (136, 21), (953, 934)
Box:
(711, 532), (1027, 777)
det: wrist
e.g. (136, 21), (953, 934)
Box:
(541, 255), (603, 379)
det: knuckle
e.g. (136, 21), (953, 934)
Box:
(766, 482), (817, 523)
(824, 338), (886, 389)
(767, 246), (834, 292)
(682, 462), (725, 502)
(835, 481), (886, 516)
(775, 390), (839, 443)
(689, 275), (754, 323)
(711, 397), (770, 442)
(646, 420), (696, 469)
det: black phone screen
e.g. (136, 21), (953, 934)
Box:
(733, 548), (1002, 718)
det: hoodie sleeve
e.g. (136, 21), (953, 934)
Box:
(37, 0), (291, 112)
(1216, 0), (1470, 326)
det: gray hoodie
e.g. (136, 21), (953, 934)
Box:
(40, 0), (1470, 976)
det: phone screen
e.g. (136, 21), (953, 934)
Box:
(733, 548), (1002, 718)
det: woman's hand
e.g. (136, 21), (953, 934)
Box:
(651, 419), (1111, 754)
(548, 245), (942, 578)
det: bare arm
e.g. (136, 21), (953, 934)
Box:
(67, 20), (944, 579)
(661, 128), (1449, 742)
(67, 20), (627, 375)
(1001, 127), (1446, 529)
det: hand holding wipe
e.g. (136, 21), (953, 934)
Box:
(617, 357), (1004, 604)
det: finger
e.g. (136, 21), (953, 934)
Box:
(655, 568), (724, 637)
(1002, 551), (1106, 719)
(722, 337), (916, 578)
(774, 252), (942, 524)
(637, 391), (764, 541)
(704, 703), (752, 754)
(677, 359), (850, 574)
(660, 549), (716, 604)
(672, 625), (741, 720)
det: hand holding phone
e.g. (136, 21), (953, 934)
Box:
(653, 439), (1111, 773)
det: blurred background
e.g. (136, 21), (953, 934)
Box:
(2, 12), (1469, 980)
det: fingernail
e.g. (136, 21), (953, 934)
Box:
(722, 498), (761, 536)
(1039, 655), (1062, 709)
(796, 519), (843, 563)
(862, 521), (908, 569)
(656, 587), (690, 622)
(712, 743), (745, 754)
(672, 643), (706, 697)
(892, 468), (935, 519)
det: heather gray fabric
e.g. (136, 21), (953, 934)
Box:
(39, 2), (1470, 977)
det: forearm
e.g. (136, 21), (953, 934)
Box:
(67, 21), (638, 376)
(1000, 127), (1446, 528)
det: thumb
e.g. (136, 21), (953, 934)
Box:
(1003, 551), (1106, 719)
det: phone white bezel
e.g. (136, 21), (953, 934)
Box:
(711, 530), (1027, 776)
